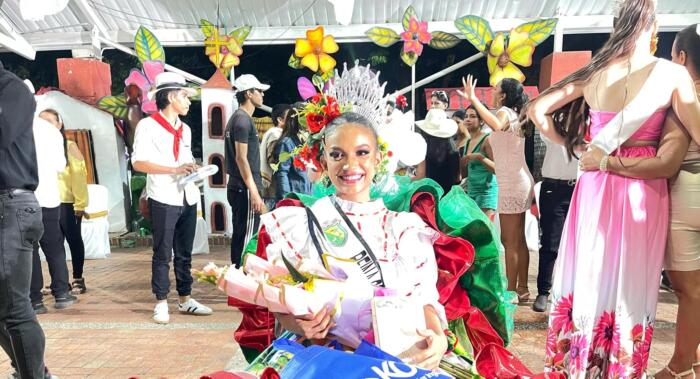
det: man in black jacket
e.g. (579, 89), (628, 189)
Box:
(0, 61), (51, 378)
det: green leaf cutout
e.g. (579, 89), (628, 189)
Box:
(134, 26), (165, 63)
(96, 95), (128, 120)
(454, 15), (494, 52)
(288, 53), (303, 69)
(200, 19), (217, 38)
(365, 27), (401, 47)
(281, 253), (308, 283)
(402, 6), (417, 32)
(512, 18), (558, 46)
(230, 25), (252, 46)
(429, 31), (460, 49)
(400, 51), (418, 66)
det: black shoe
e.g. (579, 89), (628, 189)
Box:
(660, 271), (673, 292)
(71, 278), (86, 294)
(532, 294), (548, 312)
(32, 302), (48, 314)
(54, 293), (77, 309)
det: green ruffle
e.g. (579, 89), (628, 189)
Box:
(242, 175), (514, 349)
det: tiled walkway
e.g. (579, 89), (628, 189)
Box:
(0, 247), (678, 378)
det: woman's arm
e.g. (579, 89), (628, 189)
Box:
(671, 69), (700, 146)
(473, 137), (496, 174)
(526, 82), (585, 145)
(579, 112), (689, 179)
(274, 139), (293, 200)
(458, 75), (509, 131)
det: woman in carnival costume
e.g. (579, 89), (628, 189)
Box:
(223, 63), (552, 379)
(526, 0), (700, 377)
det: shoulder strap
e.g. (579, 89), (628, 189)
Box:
(473, 134), (488, 152)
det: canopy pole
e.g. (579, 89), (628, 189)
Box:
(393, 52), (484, 97)
(411, 65), (416, 118)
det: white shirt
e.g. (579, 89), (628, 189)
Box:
(33, 117), (66, 208)
(541, 134), (578, 181)
(131, 113), (200, 206)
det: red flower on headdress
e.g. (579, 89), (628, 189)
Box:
(306, 113), (326, 134)
(311, 93), (323, 104)
(395, 95), (408, 109)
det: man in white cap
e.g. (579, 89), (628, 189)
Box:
(132, 72), (212, 324)
(225, 74), (269, 267)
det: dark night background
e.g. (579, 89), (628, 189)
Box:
(0, 31), (678, 158)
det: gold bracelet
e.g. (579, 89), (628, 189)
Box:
(600, 155), (609, 172)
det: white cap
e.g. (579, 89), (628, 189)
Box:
(415, 109), (458, 138)
(147, 72), (197, 100)
(233, 74), (270, 92)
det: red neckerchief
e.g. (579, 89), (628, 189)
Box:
(151, 112), (182, 160)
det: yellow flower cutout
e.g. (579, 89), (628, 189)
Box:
(205, 33), (243, 70)
(487, 31), (534, 86)
(294, 26), (339, 73)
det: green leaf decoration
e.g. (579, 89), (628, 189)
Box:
(288, 53), (303, 69)
(365, 27), (401, 47)
(230, 25), (252, 45)
(400, 51), (418, 66)
(96, 95), (128, 120)
(429, 31), (460, 49)
(311, 74), (325, 87)
(402, 6), (417, 31)
(134, 26), (165, 63)
(454, 15), (494, 52)
(513, 18), (558, 46)
(200, 19), (217, 38)
(281, 253), (308, 283)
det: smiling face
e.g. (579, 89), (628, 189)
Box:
(321, 122), (381, 203)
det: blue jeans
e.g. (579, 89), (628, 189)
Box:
(0, 191), (47, 378)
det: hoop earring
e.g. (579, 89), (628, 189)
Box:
(321, 174), (332, 187)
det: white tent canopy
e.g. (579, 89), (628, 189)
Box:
(1, 0), (699, 60)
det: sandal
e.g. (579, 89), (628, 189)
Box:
(516, 286), (530, 304)
(71, 278), (86, 294)
(661, 362), (700, 379)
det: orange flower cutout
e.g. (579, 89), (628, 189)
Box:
(294, 26), (339, 73)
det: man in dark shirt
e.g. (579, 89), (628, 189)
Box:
(225, 74), (269, 267)
(0, 61), (51, 378)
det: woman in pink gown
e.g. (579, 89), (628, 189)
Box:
(526, 0), (700, 377)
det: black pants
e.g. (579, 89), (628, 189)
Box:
(149, 198), (196, 301)
(60, 203), (85, 279)
(0, 191), (47, 378)
(537, 178), (575, 296)
(228, 187), (260, 268)
(30, 206), (71, 304)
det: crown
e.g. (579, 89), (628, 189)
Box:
(327, 61), (387, 130)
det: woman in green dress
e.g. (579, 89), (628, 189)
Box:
(461, 105), (498, 218)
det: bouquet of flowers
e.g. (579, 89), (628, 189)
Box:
(194, 254), (376, 347)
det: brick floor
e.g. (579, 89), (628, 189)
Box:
(0, 246), (678, 378)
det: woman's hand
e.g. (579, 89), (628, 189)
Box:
(579, 146), (606, 171)
(458, 75), (478, 102)
(274, 307), (335, 340)
(401, 329), (447, 371)
(465, 153), (483, 162)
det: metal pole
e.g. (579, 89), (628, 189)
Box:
(411, 65), (416, 114)
(96, 36), (206, 84)
(554, 21), (564, 52)
(393, 52), (484, 97)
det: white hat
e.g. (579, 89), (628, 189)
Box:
(233, 74), (270, 92)
(147, 72), (197, 100)
(415, 109), (458, 138)
(23, 79), (35, 94)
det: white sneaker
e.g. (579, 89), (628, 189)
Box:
(153, 302), (169, 324)
(178, 298), (213, 316)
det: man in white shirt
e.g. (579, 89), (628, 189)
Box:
(30, 116), (76, 313)
(533, 135), (579, 312)
(132, 72), (212, 324)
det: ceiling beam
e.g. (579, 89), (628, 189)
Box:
(0, 15), (35, 59)
(71, 0), (110, 38)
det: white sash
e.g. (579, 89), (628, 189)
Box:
(590, 59), (674, 154)
(308, 197), (385, 287)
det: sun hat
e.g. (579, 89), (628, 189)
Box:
(147, 72), (197, 100)
(415, 109), (458, 138)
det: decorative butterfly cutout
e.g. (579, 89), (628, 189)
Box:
(455, 16), (557, 86)
(200, 19), (251, 76)
(365, 6), (460, 66)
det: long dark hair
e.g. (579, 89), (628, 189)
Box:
(499, 78), (533, 137)
(523, 0), (657, 157)
(271, 103), (307, 165)
(674, 23), (700, 75)
(40, 108), (69, 166)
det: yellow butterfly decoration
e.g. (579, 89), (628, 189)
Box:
(455, 16), (557, 86)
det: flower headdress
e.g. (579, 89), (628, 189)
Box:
(279, 62), (392, 178)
